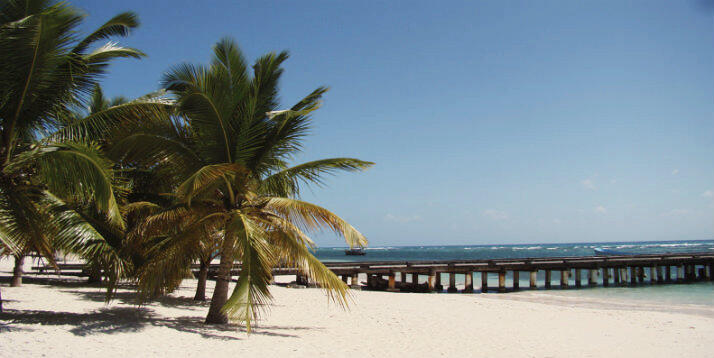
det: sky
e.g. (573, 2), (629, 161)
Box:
(73, 0), (714, 246)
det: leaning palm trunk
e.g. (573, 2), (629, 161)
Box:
(10, 255), (25, 287)
(194, 260), (209, 301)
(205, 233), (237, 324)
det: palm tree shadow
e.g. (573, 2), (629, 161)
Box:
(0, 307), (150, 336)
(61, 289), (211, 311)
(0, 275), (91, 288)
(1, 307), (317, 339)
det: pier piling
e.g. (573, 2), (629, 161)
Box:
(629, 267), (636, 285)
(664, 265), (672, 282)
(464, 272), (474, 293)
(498, 271), (506, 293)
(448, 272), (457, 293)
(560, 270), (569, 289)
(513, 271), (520, 290)
(530, 271), (537, 288)
(388, 273), (398, 292)
(481, 272), (488, 293)
(637, 267), (644, 283)
(602, 268), (610, 287)
(588, 269), (597, 286)
(575, 269), (582, 288)
(545, 270), (552, 289)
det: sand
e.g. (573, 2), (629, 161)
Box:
(1, 258), (713, 358)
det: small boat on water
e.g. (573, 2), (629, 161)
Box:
(345, 247), (366, 256)
(594, 247), (632, 256)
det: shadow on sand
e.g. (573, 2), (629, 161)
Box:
(0, 306), (316, 339)
(0, 273), (321, 339)
(1, 296), (319, 339)
(61, 289), (210, 310)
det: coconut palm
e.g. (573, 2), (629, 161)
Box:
(113, 38), (373, 329)
(0, 0), (168, 285)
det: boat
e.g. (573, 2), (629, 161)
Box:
(594, 247), (632, 256)
(345, 247), (366, 256)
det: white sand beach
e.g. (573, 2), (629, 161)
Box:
(1, 259), (713, 358)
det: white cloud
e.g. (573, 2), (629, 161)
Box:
(660, 209), (689, 217)
(384, 213), (421, 223)
(581, 179), (595, 190)
(671, 169), (679, 176)
(482, 209), (508, 221)
(594, 206), (607, 214)
(702, 190), (713, 198)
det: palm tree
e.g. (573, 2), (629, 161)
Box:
(56, 85), (177, 296)
(114, 38), (373, 329)
(0, 0), (167, 285)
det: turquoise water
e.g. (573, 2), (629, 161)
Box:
(314, 240), (714, 306)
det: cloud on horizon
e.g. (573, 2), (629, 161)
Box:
(581, 179), (596, 190)
(384, 213), (422, 224)
(660, 209), (690, 217)
(482, 209), (509, 221)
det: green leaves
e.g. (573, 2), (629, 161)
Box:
(11, 142), (124, 229)
(223, 211), (273, 332)
(73, 12), (140, 53)
(261, 158), (374, 197)
(176, 163), (249, 205)
(0, 1), (145, 164)
(50, 94), (172, 143)
(265, 197), (368, 249)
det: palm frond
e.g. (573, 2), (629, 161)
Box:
(73, 12), (139, 53)
(260, 158), (373, 197)
(48, 95), (172, 142)
(264, 197), (368, 248)
(8, 142), (124, 228)
(176, 163), (248, 205)
(223, 210), (274, 332)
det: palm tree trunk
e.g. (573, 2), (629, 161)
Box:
(205, 235), (236, 324)
(11, 255), (25, 287)
(87, 262), (102, 284)
(194, 261), (209, 301)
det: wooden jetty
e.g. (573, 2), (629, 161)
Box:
(294, 252), (714, 292)
(32, 252), (714, 293)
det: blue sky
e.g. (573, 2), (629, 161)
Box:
(74, 1), (713, 246)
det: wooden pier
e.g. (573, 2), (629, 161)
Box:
(280, 252), (714, 292)
(32, 252), (714, 293)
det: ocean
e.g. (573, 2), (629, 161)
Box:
(313, 239), (714, 308)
